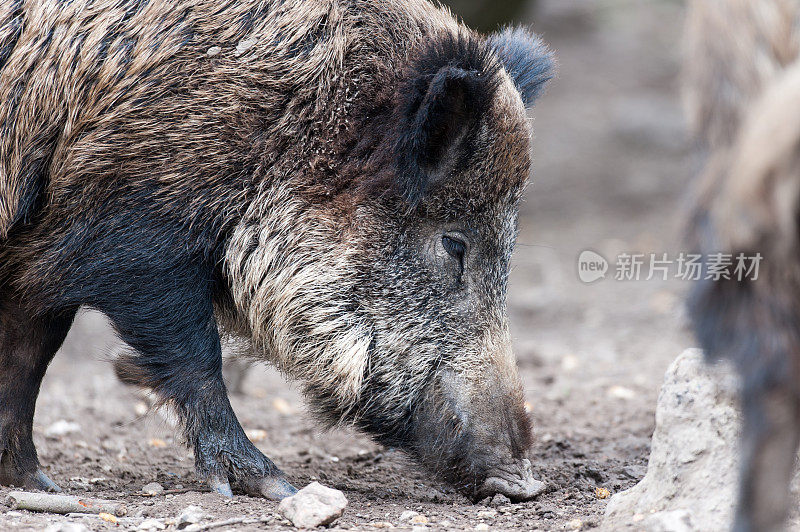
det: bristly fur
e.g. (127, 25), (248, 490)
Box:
(684, 1), (800, 529)
(393, 34), (503, 205)
(0, 0), (552, 501)
(488, 26), (554, 108)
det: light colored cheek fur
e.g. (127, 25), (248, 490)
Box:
(222, 185), (370, 417)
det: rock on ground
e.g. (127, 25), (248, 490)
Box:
(44, 524), (89, 532)
(278, 482), (347, 528)
(141, 482), (164, 496)
(603, 349), (740, 531)
(137, 519), (166, 531)
(44, 420), (81, 437)
(176, 505), (206, 529)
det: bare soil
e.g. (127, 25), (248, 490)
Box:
(0, 1), (696, 530)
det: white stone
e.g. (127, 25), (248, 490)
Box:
(399, 510), (419, 522)
(604, 349), (740, 531)
(278, 481), (348, 528)
(45, 420), (81, 437)
(141, 482), (164, 496)
(44, 524), (89, 532)
(176, 505), (206, 529)
(138, 519), (166, 531)
(206, 46), (221, 57)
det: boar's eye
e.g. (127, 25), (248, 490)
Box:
(442, 235), (467, 274)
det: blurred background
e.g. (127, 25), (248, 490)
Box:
(21, 1), (695, 530)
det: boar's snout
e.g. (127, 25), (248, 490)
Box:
(409, 367), (544, 502)
(475, 458), (545, 502)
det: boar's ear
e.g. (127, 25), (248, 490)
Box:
(488, 26), (555, 108)
(395, 63), (496, 204)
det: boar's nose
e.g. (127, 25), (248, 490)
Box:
(474, 458), (545, 502)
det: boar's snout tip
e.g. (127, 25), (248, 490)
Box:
(474, 458), (546, 503)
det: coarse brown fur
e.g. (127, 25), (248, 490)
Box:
(0, 0), (553, 501)
(685, 1), (800, 530)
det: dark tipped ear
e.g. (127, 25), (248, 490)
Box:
(489, 26), (555, 108)
(395, 65), (493, 204)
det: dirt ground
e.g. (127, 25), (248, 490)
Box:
(0, 1), (698, 530)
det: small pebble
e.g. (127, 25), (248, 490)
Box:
(142, 482), (164, 496)
(69, 477), (89, 488)
(44, 524), (89, 532)
(595, 487), (611, 499)
(45, 420), (81, 437)
(477, 510), (497, 519)
(411, 515), (428, 525)
(138, 519), (166, 531)
(278, 481), (348, 528)
(566, 518), (583, 530)
(99, 513), (118, 524)
(489, 494), (511, 507)
(607, 385), (636, 400)
(176, 505), (206, 529)
(399, 510), (419, 522)
(206, 46), (221, 57)
(272, 397), (294, 414)
(475, 524), (490, 531)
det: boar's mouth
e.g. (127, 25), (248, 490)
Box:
(401, 369), (545, 503)
(473, 458), (545, 502)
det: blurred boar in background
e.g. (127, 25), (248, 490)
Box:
(685, 0), (800, 530)
(0, 0), (553, 502)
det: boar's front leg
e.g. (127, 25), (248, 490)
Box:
(0, 292), (75, 491)
(107, 275), (297, 500)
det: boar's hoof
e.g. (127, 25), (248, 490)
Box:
(209, 474), (296, 500)
(30, 469), (62, 492)
(193, 421), (297, 500)
(475, 459), (545, 502)
(210, 476), (234, 498)
(242, 475), (298, 500)
(0, 463), (61, 492)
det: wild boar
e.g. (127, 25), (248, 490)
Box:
(0, 0), (554, 501)
(685, 0), (800, 530)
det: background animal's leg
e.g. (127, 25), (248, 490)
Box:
(107, 275), (296, 500)
(222, 357), (253, 396)
(733, 382), (800, 532)
(0, 294), (75, 490)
